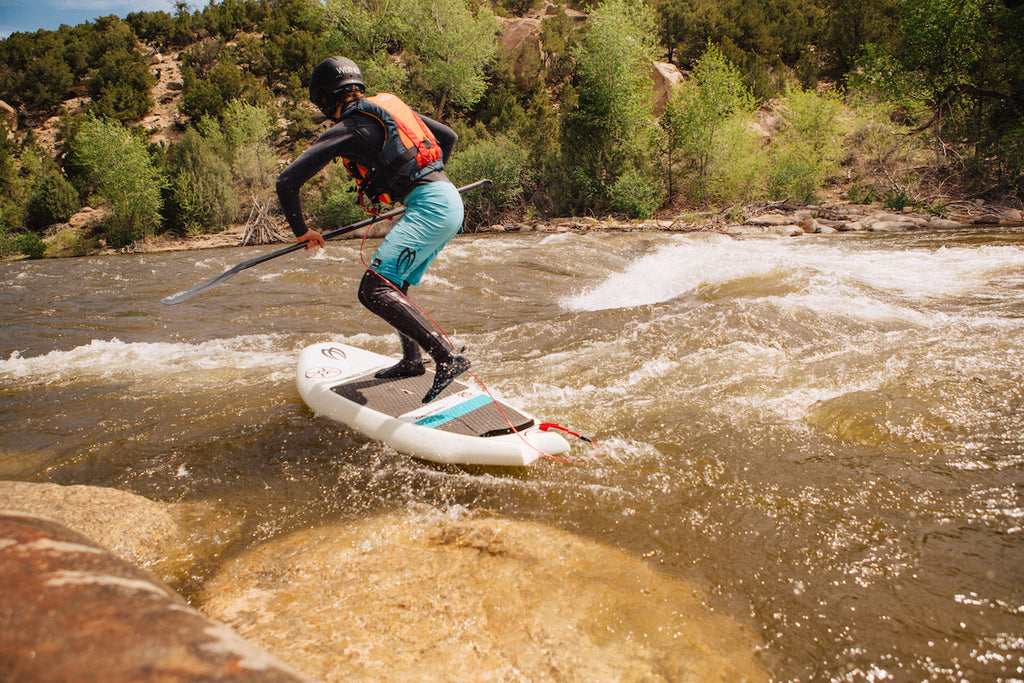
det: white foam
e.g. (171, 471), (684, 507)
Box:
(0, 334), (299, 388)
(562, 235), (1024, 313)
(562, 234), (766, 311)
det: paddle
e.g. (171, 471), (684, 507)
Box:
(162, 178), (493, 305)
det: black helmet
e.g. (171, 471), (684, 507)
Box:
(309, 56), (365, 116)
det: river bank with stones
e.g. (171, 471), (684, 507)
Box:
(58, 198), (1024, 258)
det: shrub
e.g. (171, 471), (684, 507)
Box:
(0, 199), (21, 234)
(847, 97), (932, 200)
(560, 0), (659, 211)
(0, 230), (16, 259)
(766, 86), (845, 202)
(166, 128), (238, 235)
(49, 226), (92, 256)
(884, 187), (913, 210)
(16, 232), (46, 259)
(72, 116), (163, 248)
(221, 102), (276, 195)
(24, 173), (80, 232)
(706, 115), (767, 203)
(308, 167), (365, 231)
(445, 134), (532, 226)
(179, 53), (268, 121)
(608, 167), (665, 219)
(846, 184), (880, 204)
(20, 53), (75, 111)
(221, 101), (273, 154)
(0, 125), (24, 232)
(767, 146), (821, 202)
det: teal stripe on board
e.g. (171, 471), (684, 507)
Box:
(415, 394), (493, 428)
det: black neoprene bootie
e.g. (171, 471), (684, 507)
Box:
(375, 358), (426, 379)
(375, 334), (425, 378)
(422, 354), (470, 403)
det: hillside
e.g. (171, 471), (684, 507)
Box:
(1, 0), (1021, 259)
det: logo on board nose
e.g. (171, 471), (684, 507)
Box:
(321, 346), (347, 360)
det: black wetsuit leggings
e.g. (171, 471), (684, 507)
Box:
(356, 269), (454, 364)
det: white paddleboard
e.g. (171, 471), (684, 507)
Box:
(296, 342), (570, 466)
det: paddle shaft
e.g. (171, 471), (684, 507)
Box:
(162, 178), (492, 305)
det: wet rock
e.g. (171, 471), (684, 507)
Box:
(747, 213), (796, 226)
(200, 512), (771, 682)
(928, 218), (967, 229)
(869, 221), (910, 232)
(0, 481), (180, 571)
(0, 513), (311, 683)
(864, 213), (926, 231)
(1001, 208), (1023, 222)
(724, 224), (767, 235)
(806, 388), (953, 445)
(769, 224), (803, 236)
(799, 217), (820, 233)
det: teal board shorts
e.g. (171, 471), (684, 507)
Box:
(370, 181), (464, 287)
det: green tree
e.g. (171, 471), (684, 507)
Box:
(20, 52), (75, 111)
(557, 0), (660, 214)
(320, 0), (498, 117)
(767, 87), (845, 202)
(72, 116), (163, 247)
(705, 115), (766, 203)
(856, 0), (1024, 187)
(0, 122), (24, 233)
(180, 51), (269, 121)
(661, 42), (753, 200)
(818, 0), (899, 75)
(653, 0), (723, 64)
(126, 10), (176, 47)
(88, 47), (155, 122)
(403, 0), (499, 118)
(221, 101), (277, 199)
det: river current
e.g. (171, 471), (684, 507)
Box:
(2, 228), (1023, 681)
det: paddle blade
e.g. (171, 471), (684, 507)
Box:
(162, 268), (238, 305)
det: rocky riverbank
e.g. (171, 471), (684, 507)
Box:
(103, 198), (1023, 258)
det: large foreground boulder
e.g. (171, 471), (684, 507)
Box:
(201, 511), (771, 681)
(0, 512), (311, 683)
(0, 480), (181, 571)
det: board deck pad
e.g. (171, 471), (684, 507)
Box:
(331, 371), (534, 438)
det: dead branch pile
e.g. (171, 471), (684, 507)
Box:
(241, 195), (289, 246)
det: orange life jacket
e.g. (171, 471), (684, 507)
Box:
(340, 93), (444, 209)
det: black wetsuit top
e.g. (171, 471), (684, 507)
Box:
(276, 106), (458, 239)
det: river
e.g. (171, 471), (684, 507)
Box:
(2, 227), (1023, 681)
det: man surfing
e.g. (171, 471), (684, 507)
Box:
(276, 56), (470, 404)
